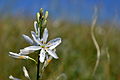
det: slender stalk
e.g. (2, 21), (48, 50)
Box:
(37, 50), (40, 80)
(37, 20), (43, 80)
(36, 8), (47, 80)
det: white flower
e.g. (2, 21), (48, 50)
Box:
(23, 66), (31, 80)
(9, 75), (21, 80)
(9, 52), (30, 59)
(20, 28), (61, 63)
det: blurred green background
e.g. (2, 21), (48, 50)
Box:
(0, 0), (120, 80)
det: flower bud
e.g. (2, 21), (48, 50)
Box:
(36, 12), (40, 22)
(44, 11), (48, 20)
(41, 16), (44, 20)
(40, 8), (43, 19)
(42, 20), (47, 27)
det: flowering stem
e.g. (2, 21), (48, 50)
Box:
(37, 18), (44, 80)
(36, 23), (42, 80)
(36, 8), (47, 80)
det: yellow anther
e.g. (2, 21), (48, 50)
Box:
(43, 41), (46, 44)
(19, 56), (25, 59)
(47, 59), (52, 63)
(47, 43), (51, 45)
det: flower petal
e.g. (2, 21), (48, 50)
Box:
(46, 38), (61, 50)
(42, 28), (48, 43)
(23, 66), (31, 80)
(23, 46), (41, 50)
(39, 49), (46, 63)
(9, 52), (20, 58)
(22, 34), (33, 45)
(46, 49), (58, 59)
(9, 75), (21, 80)
(31, 31), (41, 45)
(20, 49), (33, 55)
(20, 46), (41, 55)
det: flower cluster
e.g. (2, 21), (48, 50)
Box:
(9, 8), (62, 80)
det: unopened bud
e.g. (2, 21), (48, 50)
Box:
(36, 12), (40, 22)
(44, 11), (48, 20)
(41, 16), (44, 20)
(40, 8), (43, 19)
(42, 20), (47, 27)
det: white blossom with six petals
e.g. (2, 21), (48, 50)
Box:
(20, 28), (61, 63)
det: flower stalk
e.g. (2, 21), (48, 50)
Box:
(8, 8), (62, 80)
(37, 8), (43, 80)
(36, 8), (48, 80)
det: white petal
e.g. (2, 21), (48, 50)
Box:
(23, 66), (31, 80)
(9, 52), (20, 58)
(20, 49), (35, 55)
(34, 21), (38, 33)
(23, 46), (41, 50)
(46, 49), (58, 59)
(9, 75), (21, 80)
(22, 34), (33, 45)
(31, 31), (41, 45)
(39, 49), (46, 63)
(46, 38), (61, 50)
(20, 46), (41, 55)
(42, 28), (48, 43)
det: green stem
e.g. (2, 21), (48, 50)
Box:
(37, 50), (40, 80)
(29, 57), (37, 64)
(37, 21), (43, 80)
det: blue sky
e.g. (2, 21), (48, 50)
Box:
(0, 0), (120, 22)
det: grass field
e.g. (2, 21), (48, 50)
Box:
(0, 18), (120, 80)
